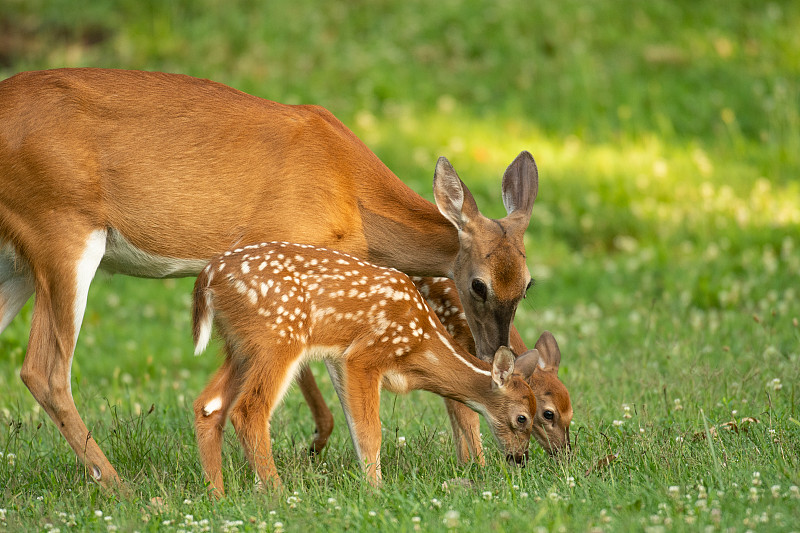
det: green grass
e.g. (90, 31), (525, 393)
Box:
(1, 0), (799, 531)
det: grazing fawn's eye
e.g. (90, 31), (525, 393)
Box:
(471, 279), (487, 300)
(544, 410), (555, 421)
(516, 415), (527, 425)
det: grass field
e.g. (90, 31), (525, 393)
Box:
(1, 0), (799, 531)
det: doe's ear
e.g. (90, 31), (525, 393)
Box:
(501, 151), (539, 219)
(433, 156), (479, 230)
(533, 331), (561, 374)
(513, 348), (541, 381)
(491, 346), (516, 388)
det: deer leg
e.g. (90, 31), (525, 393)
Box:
(0, 250), (34, 332)
(193, 353), (241, 498)
(296, 365), (334, 456)
(338, 362), (383, 486)
(444, 398), (485, 466)
(18, 230), (123, 488)
(228, 348), (303, 492)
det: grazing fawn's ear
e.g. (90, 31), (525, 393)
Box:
(501, 151), (539, 219)
(433, 157), (480, 231)
(491, 346), (516, 388)
(533, 330), (561, 374)
(513, 348), (541, 380)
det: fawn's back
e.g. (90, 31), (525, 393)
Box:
(195, 242), (447, 369)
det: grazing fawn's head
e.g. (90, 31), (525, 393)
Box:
(481, 346), (538, 465)
(514, 331), (572, 454)
(433, 151), (538, 362)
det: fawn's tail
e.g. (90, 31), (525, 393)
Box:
(192, 264), (215, 356)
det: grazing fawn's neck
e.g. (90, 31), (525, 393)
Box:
(406, 331), (495, 407)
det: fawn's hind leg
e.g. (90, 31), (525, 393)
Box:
(229, 346), (304, 492)
(194, 354), (242, 497)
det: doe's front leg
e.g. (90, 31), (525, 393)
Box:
(444, 398), (485, 466)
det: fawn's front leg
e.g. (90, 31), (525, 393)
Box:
(338, 363), (383, 486)
(444, 398), (485, 466)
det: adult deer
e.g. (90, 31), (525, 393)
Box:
(192, 242), (537, 495)
(0, 68), (538, 489)
(411, 277), (572, 460)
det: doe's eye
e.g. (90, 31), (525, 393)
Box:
(543, 410), (555, 421)
(516, 415), (528, 425)
(471, 279), (487, 300)
(524, 279), (534, 298)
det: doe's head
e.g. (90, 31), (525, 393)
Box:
(433, 151), (538, 362)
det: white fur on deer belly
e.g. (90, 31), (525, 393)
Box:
(99, 227), (208, 278)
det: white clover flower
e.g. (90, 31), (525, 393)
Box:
(695, 499), (707, 509)
(411, 517), (421, 523)
(397, 436), (406, 448)
(769, 378), (782, 391)
(613, 419), (624, 427)
(622, 404), (632, 419)
(95, 510), (103, 518)
(183, 498), (192, 505)
(368, 511), (377, 517)
(668, 486), (680, 496)
(752, 472), (762, 486)
(520, 492), (529, 498)
(482, 491), (492, 500)
(789, 486), (799, 498)
(327, 497), (337, 505)
(675, 436), (684, 443)
(104, 515), (113, 522)
(673, 398), (683, 411)
(567, 476), (576, 488)
(443, 510), (460, 528)
(749, 487), (759, 502)
(771, 485), (781, 498)
(430, 498), (442, 508)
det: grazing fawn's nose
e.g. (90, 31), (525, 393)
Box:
(506, 451), (528, 466)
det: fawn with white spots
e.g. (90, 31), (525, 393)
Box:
(192, 242), (538, 495)
(411, 277), (572, 460)
(1, 68), (537, 488)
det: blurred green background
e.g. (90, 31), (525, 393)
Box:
(1, 1), (799, 531)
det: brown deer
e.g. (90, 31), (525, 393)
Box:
(192, 242), (537, 495)
(411, 277), (572, 460)
(0, 68), (539, 489)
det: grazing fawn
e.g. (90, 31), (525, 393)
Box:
(192, 242), (537, 495)
(412, 277), (573, 461)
